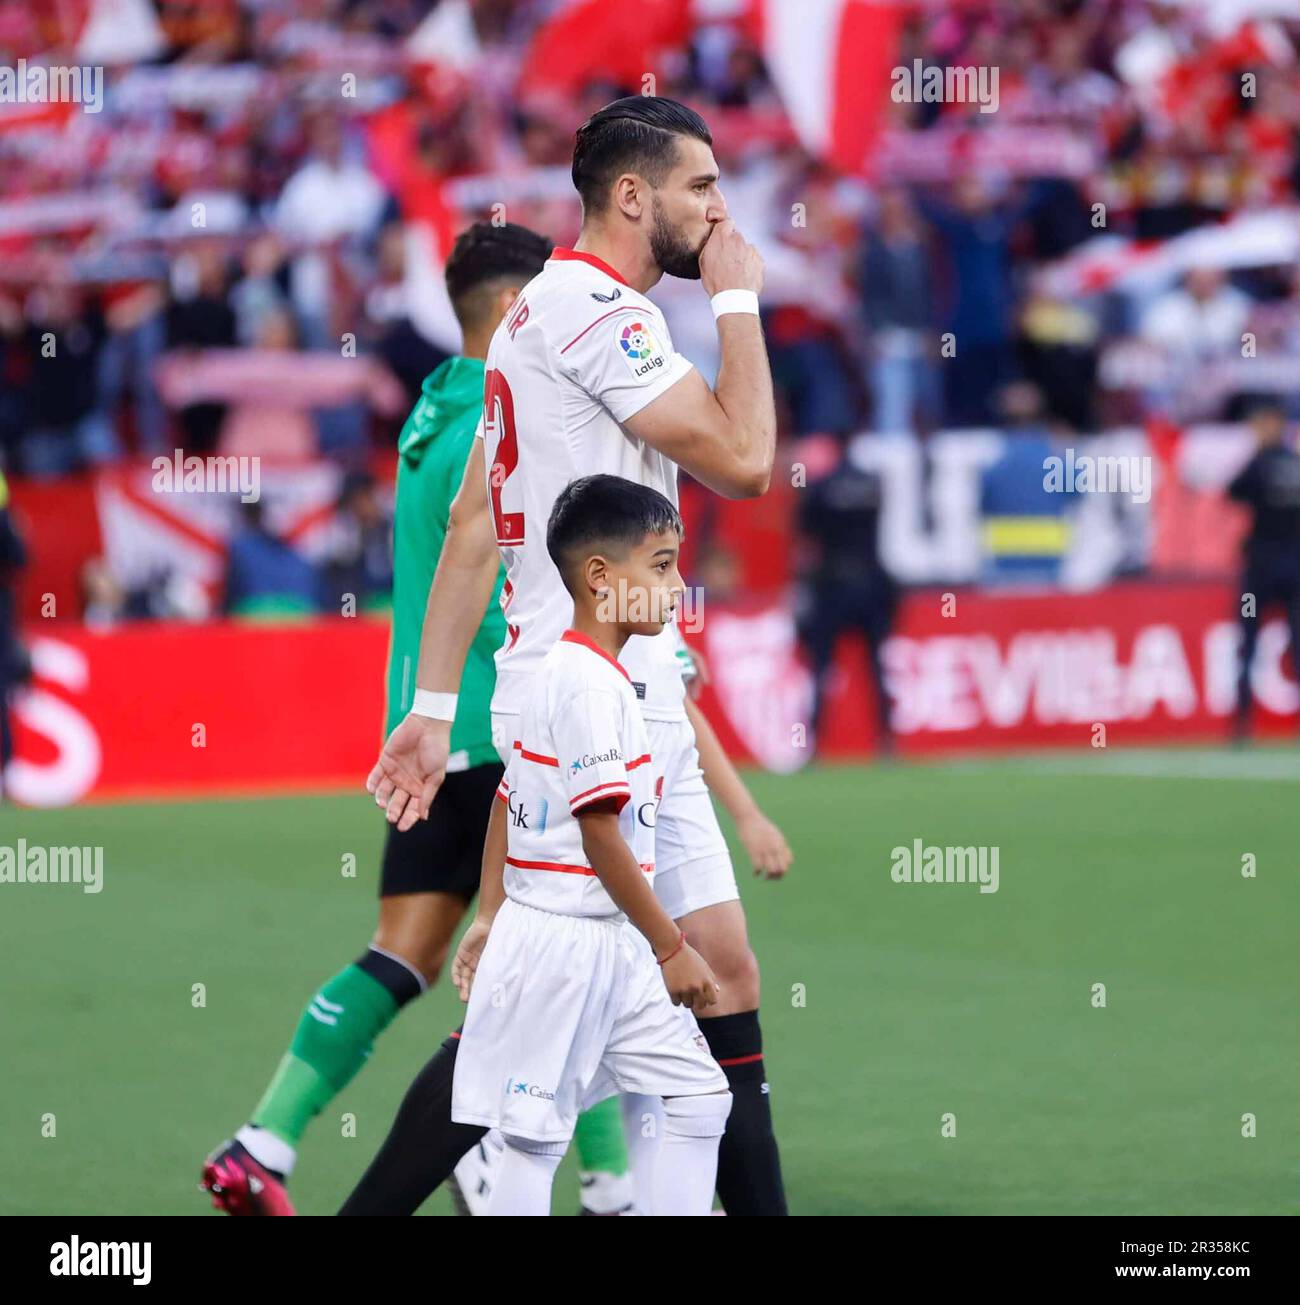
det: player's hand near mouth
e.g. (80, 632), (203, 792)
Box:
(697, 217), (764, 299)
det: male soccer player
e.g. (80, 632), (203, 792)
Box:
(201, 221), (634, 1216)
(451, 474), (732, 1216)
(366, 96), (790, 1215)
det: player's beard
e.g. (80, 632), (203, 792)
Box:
(649, 195), (705, 280)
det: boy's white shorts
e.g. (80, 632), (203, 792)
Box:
(451, 898), (729, 1144)
(491, 710), (739, 923)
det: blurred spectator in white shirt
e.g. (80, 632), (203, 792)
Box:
(1140, 266), (1253, 415)
(1141, 267), (1251, 363)
(273, 113), (389, 349)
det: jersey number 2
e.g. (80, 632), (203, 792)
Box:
(484, 367), (524, 546)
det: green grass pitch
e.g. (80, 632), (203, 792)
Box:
(2, 750), (1296, 1215)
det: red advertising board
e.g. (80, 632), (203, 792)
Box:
(8, 582), (1296, 806)
(11, 618), (389, 806)
(692, 582), (1297, 769)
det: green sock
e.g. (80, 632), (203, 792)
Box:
(251, 964), (401, 1147)
(573, 1095), (629, 1175)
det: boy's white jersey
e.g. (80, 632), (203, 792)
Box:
(497, 631), (661, 919)
(477, 247), (695, 721)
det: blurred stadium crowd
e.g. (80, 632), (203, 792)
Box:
(1, 0), (1299, 622)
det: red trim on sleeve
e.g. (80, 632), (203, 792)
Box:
(550, 246), (632, 286)
(570, 785), (631, 815)
(512, 741), (560, 766)
(625, 753), (651, 770)
(570, 779), (631, 806)
(716, 1053), (765, 1068)
(558, 304), (642, 355)
(560, 629), (632, 682)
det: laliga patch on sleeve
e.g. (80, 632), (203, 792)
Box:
(616, 318), (668, 381)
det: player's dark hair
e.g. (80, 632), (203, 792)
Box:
(547, 475), (683, 593)
(444, 220), (552, 328)
(571, 96), (712, 215)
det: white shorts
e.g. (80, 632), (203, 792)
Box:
(645, 716), (739, 920)
(450, 898), (728, 1143)
(491, 710), (738, 922)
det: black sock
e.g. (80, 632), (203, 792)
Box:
(337, 1029), (484, 1215)
(355, 946), (426, 1007)
(699, 1009), (788, 1216)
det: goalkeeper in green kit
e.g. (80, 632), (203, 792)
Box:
(201, 221), (635, 1216)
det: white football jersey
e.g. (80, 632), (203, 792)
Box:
(497, 630), (662, 919)
(478, 247), (695, 721)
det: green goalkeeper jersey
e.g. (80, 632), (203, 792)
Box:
(385, 355), (503, 767)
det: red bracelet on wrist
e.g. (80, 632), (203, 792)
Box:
(657, 931), (686, 966)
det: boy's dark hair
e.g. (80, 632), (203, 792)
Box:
(571, 96), (712, 215)
(444, 221), (552, 328)
(547, 475), (683, 592)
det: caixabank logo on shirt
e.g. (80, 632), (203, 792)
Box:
(506, 788), (547, 831)
(568, 747), (622, 774)
(617, 319), (666, 380)
(508, 1078), (556, 1101)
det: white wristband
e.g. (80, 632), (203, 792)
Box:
(710, 289), (760, 320)
(411, 689), (457, 722)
